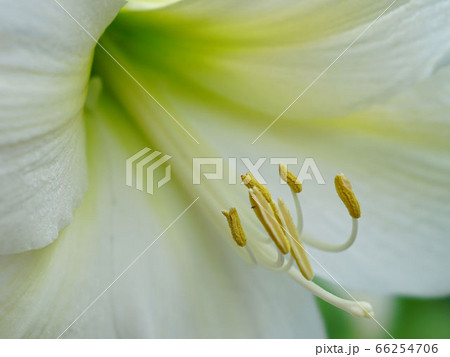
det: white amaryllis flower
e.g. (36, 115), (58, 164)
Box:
(1, 0), (449, 338)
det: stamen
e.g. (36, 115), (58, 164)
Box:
(241, 173), (272, 203)
(250, 188), (290, 254)
(222, 208), (247, 247)
(289, 269), (374, 318)
(335, 174), (361, 219)
(272, 254), (294, 273)
(248, 243), (286, 269)
(301, 218), (359, 252)
(221, 167), (373, 318)
(246, 241), (293, 272)
(291, 189), (304, 235)
(279, 163), (302, 193)
(290, 174), (359, 252)
(248, 192), (280, 246)
(278, 198), (314, 280)
(269, 200), (289, 234)
(278, 163), (304, 233)
(243, 173), (287, 241)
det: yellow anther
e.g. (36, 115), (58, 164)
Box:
(250, 188), (290, 254)
(335, 174), (361, 219)
(279, 163), (302, 193)
(278, 198), (314, 280)
(270, 200), (286, 230)
(222, 208), (247, 247)
(241, 173), (272, 203)
(249, 192), (274, 239)
(249, 192), (287, 251)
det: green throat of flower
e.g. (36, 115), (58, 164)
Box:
(222, 164), (373, 319)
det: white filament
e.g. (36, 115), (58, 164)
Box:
(292, 191), (359, 252)
(292, 189), (304, 235)
(228, 179), (371, 318)
(302, 218), (358, 252)
(288, 268), (373, 318)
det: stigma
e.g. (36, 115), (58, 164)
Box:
(222, 164), (373, 318)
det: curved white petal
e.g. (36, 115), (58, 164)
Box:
(108, 0), (450, 122)
(95, 3), (450, 297)
(0, 94), (325, 338)
(0, 0), (124, 253)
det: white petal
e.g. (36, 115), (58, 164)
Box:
(0, 0), (124, 253)
(0, 94), (325, 338)
(108, 0), (450, 121)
